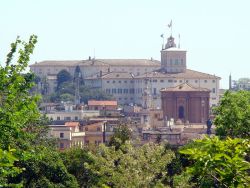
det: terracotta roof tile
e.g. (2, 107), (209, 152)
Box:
(161, 83), (210, 92)
(88, 100), (118, 106)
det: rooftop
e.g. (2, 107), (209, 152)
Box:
(161, 83), (210, 92)
(88, 100), (118, 106)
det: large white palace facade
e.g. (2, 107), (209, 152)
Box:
(30, 35), (220, 108)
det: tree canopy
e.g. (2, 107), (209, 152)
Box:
(214, 90), (250, 138)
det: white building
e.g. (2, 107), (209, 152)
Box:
(30, 34), (220, 108)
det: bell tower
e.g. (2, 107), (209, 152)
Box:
(160, 35), (187, 73)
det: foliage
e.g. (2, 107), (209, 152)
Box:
(57, 69), (72, 88)
(16, 147), (79, 188)
(109, 124), (132, 150)
(0, 36), (80, 187)
(0, 148), (23, 187)
(178, 136), (250, 187)
(214, 90), (250, 138)
(86, 142), (174, 187)
(0, 35), (40, 149)
(61, 147), (98, 187)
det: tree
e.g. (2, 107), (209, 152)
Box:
(61, 148), (98, 187)
(178, 136), (250, 187)
(0, 36), (79, 187)
(86, 142), (174, 187)
(109, 124), (132, 149)
(213, 90), (250, 138)
(57, 69), (72, 88)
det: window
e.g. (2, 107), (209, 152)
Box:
(195, 80), (198, 83)
(168, 80), (173, 83)
(75, 116), (78, 120)
(85, 127), (88, 131)
(118, 88), (122, 94)
(181, 59), (184, 65)
(64, 117), (71, 120)
(204, 80), (207, 83)
(212, 88), (216, 93)
(213, 80), (216, 83)
(85, 140), (89, 144)
(130, 80), (134, 83)
(170, 59), (173, 65)
(124, 80), (127, 83)
(106, 89), (111, 94)
(123, 89), (128, 94)
(160, 80), (164, 83)
(57, 116), (60, 120)
(129, 88), (135, 94)
(185, 80), (189, 83)
(179, 80), (183, 83)
(112, 88), (117, 94)
(174, 80), (177, 83)
(97, 127), (101, 131)
(118, 80), (121, 83)
(175, 59), (178, 65)
(153, 88), (157, 95)
(112, 80), (116, 83)
(60, 143), (64, 149)
(153, 80), (157, 83)
(60, 133), (64, 138)
(107, 81), (110, 83)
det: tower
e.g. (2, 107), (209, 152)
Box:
(160, 35), (187, 73)
(229, 73), (232, 90)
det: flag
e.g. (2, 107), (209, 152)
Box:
(160, 34), (164, 38)
(168, 20), (172, 28)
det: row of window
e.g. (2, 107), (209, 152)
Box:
(107, 79), (217, 84)
(56, 116), (79, 121)
(106, 88), (135, 94)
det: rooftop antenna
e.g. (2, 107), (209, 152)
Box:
(178, 33), (180, 48)
(160, 34), (164, 50)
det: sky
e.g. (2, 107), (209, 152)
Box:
(1, 0), (250, 89)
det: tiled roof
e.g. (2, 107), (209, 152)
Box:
(30, 59), (161, 67)
(65, 122), (80, 127)
(161, 83), (210, 92)
(88, 100), (118, 106)
(135, 69), (221, 79)
(30, 60), (83, 67)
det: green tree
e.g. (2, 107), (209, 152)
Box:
(86, 142), (174, 187)
(214, 90), (250, 138)
(61, 148), (98, 187)
(109, 124), (132, 150)
(178, 136), (250, 187)
(0, 36), (79, 187)
(57, 69), (72, 88)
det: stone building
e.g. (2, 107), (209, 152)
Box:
(30, 32), (220, 108)
(161, 83), (210, 124)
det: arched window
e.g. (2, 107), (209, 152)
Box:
(178, 106), (184, 119)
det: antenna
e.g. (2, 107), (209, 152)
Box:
(178, 34), (180, 48)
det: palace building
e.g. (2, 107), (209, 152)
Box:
(30, 34), (220, 108)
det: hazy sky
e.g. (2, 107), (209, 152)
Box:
(1, 0), (250, 89)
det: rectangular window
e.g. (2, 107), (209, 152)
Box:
(124, 80), (127, 83)
(106, 81), (110, 83)
(153, 88), (157, 95)
(75, 116), (78, 120)
(195, 80), (198, 83)
(118, 88), (122, 94)
(168, 80), (173, 83)
(60, 143), (64, 149)
(112, 88), (117, 94)
(97, 127), (101, 131)
(160, 80), (164, 83)
(106, 89), (111, 94)
(212, 88), (216, 93)
(118, 80), (121, 83)
(213, 80), (216, 83)
(57, 116), (60, 120)
(204, 80), (207, 83)
(60, 133), (64, 138)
